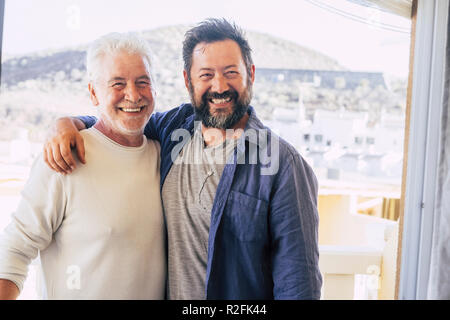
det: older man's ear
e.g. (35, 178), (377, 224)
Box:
(88, 83), (100, 106)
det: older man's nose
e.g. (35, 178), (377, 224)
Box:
(125, 83), (142, 103)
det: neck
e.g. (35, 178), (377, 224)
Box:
(94, 120), (144, 147)
(201, 112), (249, 147)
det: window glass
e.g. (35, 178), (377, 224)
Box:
(0, 0), (411, 300)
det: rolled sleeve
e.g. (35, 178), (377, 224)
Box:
(78, 116), (97, 129)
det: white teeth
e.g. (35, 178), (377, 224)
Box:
(121, 108), (142, 113)
(211, 97), (232, 104)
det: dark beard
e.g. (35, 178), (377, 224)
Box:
(190, 84), (253, 129)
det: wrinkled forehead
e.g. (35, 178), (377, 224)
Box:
(95, 51), (152, 80)
(191, 40), (246, 70)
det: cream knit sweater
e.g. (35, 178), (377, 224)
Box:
(0, 128), (166, 299)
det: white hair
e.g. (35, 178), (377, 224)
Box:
(86, 32), (156, 89)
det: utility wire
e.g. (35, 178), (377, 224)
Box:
(304, 0), (410, 34)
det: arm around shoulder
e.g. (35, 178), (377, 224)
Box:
(43, 116), (90, 173)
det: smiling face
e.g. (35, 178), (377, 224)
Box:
(89, 51), (155, 146)
(184, 39), (255, 129)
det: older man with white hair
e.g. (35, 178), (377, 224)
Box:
(0, 33), (166, 300)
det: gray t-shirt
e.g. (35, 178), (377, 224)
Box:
(161, 126), (236, 300)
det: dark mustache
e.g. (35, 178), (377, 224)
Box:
(204, 90), (238, 100)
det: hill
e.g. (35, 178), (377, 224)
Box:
(1, 24), (343, 88)
(0, 25), (406, 143)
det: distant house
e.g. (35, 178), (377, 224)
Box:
(263, 88), (404, 181)
(306, 108), (369, 151)
(257, 68), (387, 90)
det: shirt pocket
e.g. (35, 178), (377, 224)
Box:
(222, 190), (269, 242)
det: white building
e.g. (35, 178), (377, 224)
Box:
(265, 90), (405, 181)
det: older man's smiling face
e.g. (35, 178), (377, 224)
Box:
(89, 51), (155, 143)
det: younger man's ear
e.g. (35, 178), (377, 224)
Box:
(250, 64), (256, 84)
(183, 70), (190, 91)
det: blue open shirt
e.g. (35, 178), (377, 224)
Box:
(81, 103), (322, 299)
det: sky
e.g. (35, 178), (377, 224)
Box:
(1, 0), (412, 77)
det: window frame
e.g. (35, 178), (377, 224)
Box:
(397, 0), (449, 299)
(0, 0), (445, 300)
(0, 0), (4, 82)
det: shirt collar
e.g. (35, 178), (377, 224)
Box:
(236, 106), (269, 155)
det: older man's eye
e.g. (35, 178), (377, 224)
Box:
(137, 81), (150, 87)
(112, 83), (125, 88)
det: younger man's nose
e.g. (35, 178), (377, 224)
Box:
(210, 75), (229, 94)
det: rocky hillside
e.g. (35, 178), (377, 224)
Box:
(0, 25), (406, 143)
(1, 25), (343, 87)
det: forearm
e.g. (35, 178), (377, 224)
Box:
(0, 279), (20, 300)
(50, 117), (86, 137)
